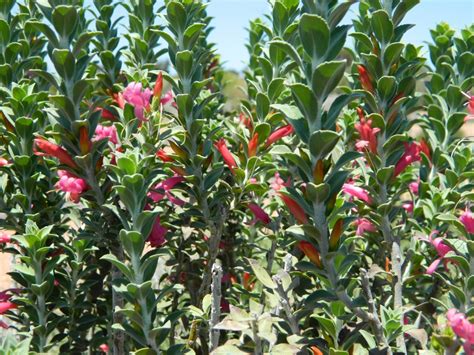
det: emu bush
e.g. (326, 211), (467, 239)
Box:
(0, 0), (473, 354)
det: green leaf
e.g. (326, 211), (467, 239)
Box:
(101, 254), (133, 280)
(371, 10), (393, 45)
(377, 76), (397, 103)
(289, 83), (319, 126)
(309, 130), (340, 159)
(256, 92), (270, 121)
(247, 258), (275, 289)
(299, 14), (329, 59)
(312, 60), (346, 101)
(52, 6), (78, 41)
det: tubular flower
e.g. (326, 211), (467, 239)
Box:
(354, 108), (380, 154)
(248, 203), (271, 225)
(0, 302), (16, 314)
(298, 241), (322, 268)
(357, 65), (374, 93)
(248, 133), (259, 157)
(446, 309), (474, 352)
(112, 92), (125, 109)
(147, 217), (168, 248)
(422, 231), (454, 275)
(278, 193), (308, 224)
(79, 126), (91, 154)
(463, 92), (474, 121)
(342, 183), (372, 204)
(0, 157), (10, 166)
(266, 125), (294, 147)
(94, 125), (118, 145)
(34, 138), (77, 169)
(123, 82), (152, 121)
(56, 170), (88, 203)
(156, 149), (174, 162)
(460, 208), (474, 234)
(239, 113), (253, 130)
(214, 139), (237, 173)
(148, 176), (185, 207)
(355, 218), (376, 236)
(394, 142), (430, 177)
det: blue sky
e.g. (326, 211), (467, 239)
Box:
(206, 0), (474, 71)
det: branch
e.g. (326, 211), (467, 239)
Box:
(360, 268), (390, 352)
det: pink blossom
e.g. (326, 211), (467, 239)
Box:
(422, 231), (454, 275)
(446, 309), (474, 351)
(355, 108), (380, 154)
(409, 181), (419, 195)
(161, 91), (174, 106)
(94, 125), (118, 145)
(460, 208), (474, 234)
(342, 183), (372, 204)
(354, 218), (376, 236)
(0, 157), (10, 166)
(99, 343), (110, 354)
(0, 232), (11, 244)
(0, 320), (8, 329)
(123, 82), (152, 121)
(0, 301), (16, 314)
(147, 217), (167, 248)
(248, 178), (257, 184)
(269, 172), (290, 192)
(394, 142), (430, 177)
(248, 203), (271, 225)
(56, 170), (88, 203)
(148, 176), (185, 206)
(402, 201), (414, 213)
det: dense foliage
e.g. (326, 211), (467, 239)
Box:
(0, 0), (473, 354)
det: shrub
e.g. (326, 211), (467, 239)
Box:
(0, 0), (473, 354)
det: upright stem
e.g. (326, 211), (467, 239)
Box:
(109, 242), (125, 355)
(209, 263), (223, 351)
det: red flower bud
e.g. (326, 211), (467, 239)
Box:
(357, 65), (374, 93)
(278, 192), (308, 224)
(298, 241), (322, 268)
(153, 72), (163, 98)
(248, 133), (259, 157)
(79, 126), (91, 155)
(34, 138), (77, 169)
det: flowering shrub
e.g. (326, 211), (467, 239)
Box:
(0, 0), (473, 354)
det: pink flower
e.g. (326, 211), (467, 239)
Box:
(0, 232), (11, 244)
(447, 309), (474, 351)
(354, 218), (376, 236)
(248, 178), (257, 184)
(269, 172), (290, 192)
(0, 320), (8, 329)
(148, 176), (185, 206)
(409, 181), (419, 195)
(468, 96), (474, 115)
(0, 301), (16, 314)
(161, 91), (174, 106)
(147, 217), (167, 248)
(99, 343), (110, 354)
(94, 125), (118, 145)
(355, 108), (380, 154)
(0, 157), (10, 166)
(248, 203), (271, 225)
(342, 183), (372, 204)
(460, 208), (474, 234)
(394, 142), (430, 177)
(402, 201), (414, 213)
(422, 231), (454, 275)
(56, 170), (88, 203)
(123, 82), (152, 121)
